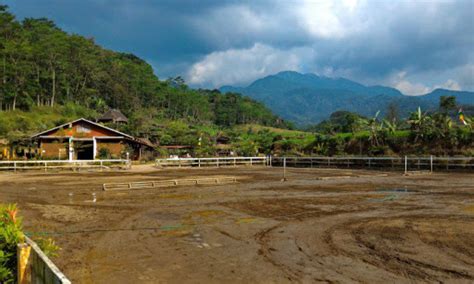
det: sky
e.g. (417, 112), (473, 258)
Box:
(4, 0), (474, 95)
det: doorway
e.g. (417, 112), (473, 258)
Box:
(74, 140), (94, 160)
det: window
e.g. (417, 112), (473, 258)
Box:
(77, 124), (91, 133)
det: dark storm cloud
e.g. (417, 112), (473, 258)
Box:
(4, 0), (474, 93)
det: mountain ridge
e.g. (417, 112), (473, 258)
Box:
(220, 71), (473, 125)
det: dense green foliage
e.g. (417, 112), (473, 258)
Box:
(0, 204), (23, 283)
(0, 5), (287, 136)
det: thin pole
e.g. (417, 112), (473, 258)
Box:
(282, 157), (287, 181)
(430, 155), (433, 173)
(404, 156), (407, 175)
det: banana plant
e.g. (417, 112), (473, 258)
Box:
(408, 107), (432, 143)
(382, 118), (398, 134)
(363, 111), (384, 147)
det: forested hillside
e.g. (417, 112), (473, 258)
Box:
(0, 5), (287, 138)
(221, 71), (474, 125)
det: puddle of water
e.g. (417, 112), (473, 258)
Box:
(375, 187), (415, 193)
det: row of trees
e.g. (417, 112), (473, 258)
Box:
(0, 6), (287, 133)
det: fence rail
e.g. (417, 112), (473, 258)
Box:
(17, 236), (71, 284)
(156, 157), (268, 168)
(271, 156), (473, 172)
(103, 177), (237, 191)
(0, 159), (131, 172)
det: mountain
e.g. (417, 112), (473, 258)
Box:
(220, 71), (474, 125)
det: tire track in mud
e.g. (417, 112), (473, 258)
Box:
(323, 215), (474, 282)
(253, 210), (474, 283)
(255, 223), (302, 282)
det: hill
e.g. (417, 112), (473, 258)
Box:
(0, 5), (289, 142)
(220, 71), (474, 125)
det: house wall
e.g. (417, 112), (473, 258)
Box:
(44, 121), (119, 138)
(40, 140), (68, 159)
(96, 140), (125, 159)
(35, 120), (152, 160)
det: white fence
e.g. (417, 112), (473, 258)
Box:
(17, 236), (71, 284)
(271, 156), (474, 172)
(156, 157), (268, 168)
(155, 156), (473, 172)
(0, 159), (131, 172)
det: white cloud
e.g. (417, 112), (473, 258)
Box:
(391, 71), (463, 95)
(294, 0), (363, 39)
(187, 43), (315, 87)
(434, 79), (461, 91)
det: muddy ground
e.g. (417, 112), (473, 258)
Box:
(1, 165), (473, 283)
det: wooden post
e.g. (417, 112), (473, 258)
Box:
(430, 155), (433, 173)
(282, 157), (287, 181)
(217, 158), (219, 168)
(14, 161), (17, 172)
(404, 156), (408, 175)
(234, 158), (236, 167)
(250, 158), (253, 166)
(17, 243), (31, 284)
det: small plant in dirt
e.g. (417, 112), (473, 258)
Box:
(34, 238), (60, 258)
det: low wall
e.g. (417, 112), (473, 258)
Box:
(17, 236), (70, 284)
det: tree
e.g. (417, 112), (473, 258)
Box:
(385, 102), (399, 123)
(439, 96), (457, 115)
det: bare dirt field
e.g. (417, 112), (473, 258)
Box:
(1, 166), (473, 283)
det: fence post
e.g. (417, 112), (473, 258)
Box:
(250, 158), (253, 166)
(44, 162), (47, 172)
(17, 243), (31, 284)
(100, 161), (103, 171)
(404, 156), (408, 175)
(198, 158), (201, 168)
(368, 158), (371, 168)
(217, 158), (219, 168)
(14, 162), (17, 172)
(282, 157), (287, 181)
(430, 155), (433, 173)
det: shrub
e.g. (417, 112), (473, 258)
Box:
(97, 148), (111, 159)
(0, 204), (24, 283)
